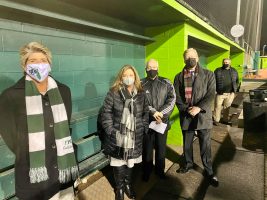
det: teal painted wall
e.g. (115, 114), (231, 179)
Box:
(0, 18), (145, 199)
(0, 19), (145, 111)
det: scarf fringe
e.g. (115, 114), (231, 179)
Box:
(29, 167), (49, 183)
(59, 166), (79, 183)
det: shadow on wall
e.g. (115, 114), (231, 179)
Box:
(84, 82), (98, 99)
(0, 76), (16, 94)
(75, 69), (116, 113)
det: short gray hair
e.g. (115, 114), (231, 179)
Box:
(20, 42), (52, 68)
(146, 58), (159, 69)
(183, 48), (199, 60)
(222, 58), (231, 64)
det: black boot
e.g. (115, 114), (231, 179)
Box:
(124, 167), (136, 199)
(115, 188), (124, 200)
(113, 166), (126, 200)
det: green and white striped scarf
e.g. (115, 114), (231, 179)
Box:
(25, 75), (78, 184)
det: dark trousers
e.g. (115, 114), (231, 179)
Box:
(143, 129), (168, 176)
(182, 129), (213, 175)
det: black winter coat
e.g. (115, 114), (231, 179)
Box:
(141, 76), (176, 124)
(0, 77), (73, 200)
(101, 89), (149, 159)
(174, 66), (216, 130)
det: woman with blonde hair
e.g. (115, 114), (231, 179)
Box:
(0, 42), (78, 199)
(101, 65), (149, 200)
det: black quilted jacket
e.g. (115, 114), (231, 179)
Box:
(101, 89), (149, 159)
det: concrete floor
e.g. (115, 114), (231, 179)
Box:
(76, 83), (267, 200)
(76, 147), (180, 200)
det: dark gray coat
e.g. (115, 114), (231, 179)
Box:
(101, 89), (149, 159)
(174, 66), (216, 130)
(0, 77), (73, 200)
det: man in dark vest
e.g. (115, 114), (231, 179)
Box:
(213, 58), (239, 126)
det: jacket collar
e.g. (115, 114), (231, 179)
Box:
(146, 76), (158, 81)
(196, 64), (205, 77)
(13, 76), (26, 89)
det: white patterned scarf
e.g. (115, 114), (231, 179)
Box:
(116, 86), (137, 160)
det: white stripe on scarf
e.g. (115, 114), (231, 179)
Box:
(26, 96), (43, 115)
(28, 131), (45, 152)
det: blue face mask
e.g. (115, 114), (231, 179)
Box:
(122, 77), (135, 86)
(26, 63), (51, 82)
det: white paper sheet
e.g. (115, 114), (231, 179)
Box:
(149, 121), (167, 134)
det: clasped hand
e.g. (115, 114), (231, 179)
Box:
(153, 111), (163, 124)
(188, 106), (201, 117)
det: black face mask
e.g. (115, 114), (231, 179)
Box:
(185, 58), (197, 68)
(222, 64), (230, 69)
(146, 69), (158, 79)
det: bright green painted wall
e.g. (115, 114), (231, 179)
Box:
(145, 22), (244, 146)
(146, 23), (186, 145)
(185, 23), (232, 72)
(231, 52), (244, 80)
(146, 23), (186, 81)
(185, 24), (230, 52)
(260, 57), (267, 69)
(207, 51), (229, 71)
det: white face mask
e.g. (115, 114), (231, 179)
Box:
(26, 63), (51, 82)
(122, 77), (135, 86)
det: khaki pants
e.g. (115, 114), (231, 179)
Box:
(213, 92), (235, 123)
(49, 186), (74, 200)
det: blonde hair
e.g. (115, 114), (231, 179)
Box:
(19, 42), (52, 68)
(111, 64), (143, 92)
(183, 48), (199, 61)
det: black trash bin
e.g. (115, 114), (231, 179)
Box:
(243, 100), (267, 132)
